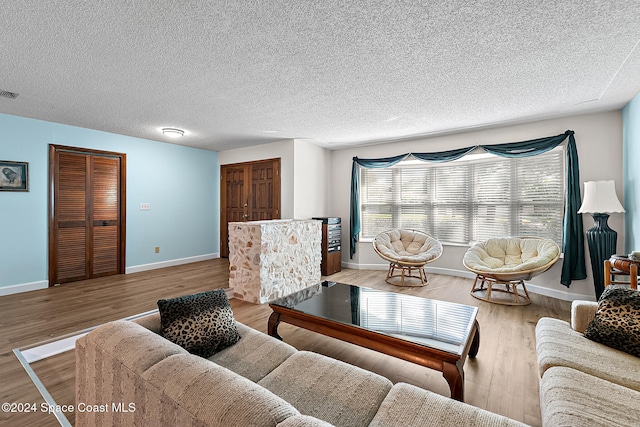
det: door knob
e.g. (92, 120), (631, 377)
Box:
(242, 214), (249, 219)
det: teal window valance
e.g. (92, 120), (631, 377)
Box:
(350, 130), (586, 287)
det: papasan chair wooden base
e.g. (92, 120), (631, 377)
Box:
(463, 237), (560, 306)
(373, 229), (443, 287)
(385, 263), (429, 287)
(469, 275), (532, 306)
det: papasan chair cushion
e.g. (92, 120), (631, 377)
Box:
(463, 236), (560, 305)
(374, 229), (443, 266)
(463, 237), (560, 280)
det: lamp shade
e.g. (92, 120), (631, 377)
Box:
(577, 180), (625, 214)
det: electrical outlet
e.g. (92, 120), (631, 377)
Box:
(140, 203), (151, 211)
(154, 246), (160, 253)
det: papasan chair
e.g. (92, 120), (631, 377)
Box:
(373, 229), (443, 286)
(463, 236), (560, 306)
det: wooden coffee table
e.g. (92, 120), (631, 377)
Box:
(268, 282), (479, 401)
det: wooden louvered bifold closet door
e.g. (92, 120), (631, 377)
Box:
(50, 146), (125, 286)
(91, 156), (121, 276)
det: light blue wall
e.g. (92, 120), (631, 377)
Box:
(623, 93), (640, 253)
(0, 113), (219, 288)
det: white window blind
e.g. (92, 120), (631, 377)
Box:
(360, 148), (565, 245)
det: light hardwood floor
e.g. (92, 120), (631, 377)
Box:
(0, 259), (571, 426)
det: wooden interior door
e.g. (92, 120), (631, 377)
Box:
(223, 165), (247, 225)
(49, 145), (126, 285)
(250, 161), (279, 221)
(220, 158), (280, 257)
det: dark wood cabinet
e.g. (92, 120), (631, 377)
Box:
(313, 217), (342, 276)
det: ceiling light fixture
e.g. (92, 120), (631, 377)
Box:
(161, 128), (185, 138)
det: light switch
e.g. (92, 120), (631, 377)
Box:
(140, 203), (151, 211)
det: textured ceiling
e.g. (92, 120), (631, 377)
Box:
(1, 1), (640, 151)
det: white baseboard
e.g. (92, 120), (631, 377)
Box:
(126, 253), (220, 274)
(342, 262), (388, 271)
(524, 283), (596, 302)
(341, 262), (595, 302)
(0, 280), (49, 296)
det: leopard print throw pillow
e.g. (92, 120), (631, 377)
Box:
(584, 286), (640, 357)
(158, 289), (241, 358)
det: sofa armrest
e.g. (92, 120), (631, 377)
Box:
(571, 300), (598, 333)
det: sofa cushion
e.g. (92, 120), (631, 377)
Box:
(142, 353), (300, 426)
(540, 366), (640, 427)
(535, 317), (640, 392)
(208, 322), (297, 382)
(584, 286), (640, 357)
(133, 311), (296, 382)
(277, 415), (336, 427)
(157, 289), (241, 358)
(369, 383), (525, 427)
(259, 351), (392, 427)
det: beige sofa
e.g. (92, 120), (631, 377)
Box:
(535, 301), (640, 427)
(76, 313), (524, 427)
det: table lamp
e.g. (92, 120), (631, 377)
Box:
(577, 180), (625, 298)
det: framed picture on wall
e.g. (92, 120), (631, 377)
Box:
(0, 160), (29, 191)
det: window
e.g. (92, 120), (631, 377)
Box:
(360, 148), (565, 245)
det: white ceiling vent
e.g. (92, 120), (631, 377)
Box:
(0, 90), (19, 99)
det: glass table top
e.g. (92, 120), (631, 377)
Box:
(270, 282), (478, 355)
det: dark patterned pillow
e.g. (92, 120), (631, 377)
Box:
(584, 286), (640, 357)
(157, 289), (241, 358)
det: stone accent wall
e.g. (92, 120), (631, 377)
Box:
(228, 219), (322, 304)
